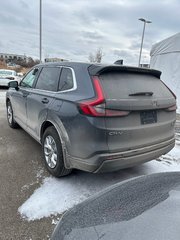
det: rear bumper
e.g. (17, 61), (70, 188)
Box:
(67, 137), (175, 173)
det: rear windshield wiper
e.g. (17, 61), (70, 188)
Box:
(129, 92), (153, 96)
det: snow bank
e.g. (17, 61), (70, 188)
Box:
(19, 145), (180, 221)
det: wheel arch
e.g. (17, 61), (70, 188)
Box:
(40, 121), (54, 142)
(40, 120), (71, 169)
(6, 97), (10, 106)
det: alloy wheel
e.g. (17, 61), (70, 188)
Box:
(44, 135), (58, 169)
(7, 104), (13, 124)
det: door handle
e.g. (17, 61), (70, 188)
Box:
(41, 98), (49, 104)
(22, 92), (29, 97)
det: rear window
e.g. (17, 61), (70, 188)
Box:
(0, 70), (13, 76)
(99, 73), (173, 100)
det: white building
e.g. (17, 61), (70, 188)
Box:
(0, 53), (29, 63)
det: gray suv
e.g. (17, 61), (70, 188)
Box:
(6, 62), (176, 177)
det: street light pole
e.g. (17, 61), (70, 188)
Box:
(138, 18), (151, 67)
(39, 0), (42, 63)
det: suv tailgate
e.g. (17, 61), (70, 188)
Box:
(97, 69), (176, 152)
(99, 72), (175, 111)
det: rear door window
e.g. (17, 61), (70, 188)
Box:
(59, 67), (74, 91)
(35, 67), (61, 92)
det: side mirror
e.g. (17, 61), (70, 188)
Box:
(8, 81), (19, 90)
(32, 68), (38, 75)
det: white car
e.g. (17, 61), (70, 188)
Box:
(0, 69), (20, 87)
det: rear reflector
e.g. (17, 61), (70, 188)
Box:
(78, 76), (130, 117)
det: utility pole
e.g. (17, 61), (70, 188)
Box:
(39, 0), (42, 63)
(138, 18), (151, 67)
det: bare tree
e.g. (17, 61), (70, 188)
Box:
(88, 53), (95, 63)
(88, 48), (103, 63)
(14, 58), (40, 68)
(96, 48), (103, 63)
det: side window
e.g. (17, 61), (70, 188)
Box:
(20, 69), (38, 88)
(59, 68), (74, 91)
(35, 67), (61, 91)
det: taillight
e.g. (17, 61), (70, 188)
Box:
(78, 77), (105, 116)
(78, 76), (130, 117)
(161, 80), (176, 99)
(166, 104), (177, 112)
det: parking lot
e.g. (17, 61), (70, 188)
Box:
(1, 88), (180, 240)
(0, 89), (53, 239)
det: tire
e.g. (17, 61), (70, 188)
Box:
(42, 126), (72, 177)
(6, 101), (19, 129)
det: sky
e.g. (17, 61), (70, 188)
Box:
(0, 0), (180, 66)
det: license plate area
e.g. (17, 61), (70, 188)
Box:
(140, 110), (157, 125)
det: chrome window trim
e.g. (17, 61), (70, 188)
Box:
(20, 87), (57, 94)
(58, 66), (77, 93)
(30, 66), (77, 93)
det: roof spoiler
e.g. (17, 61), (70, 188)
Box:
(88, 65), (161, 78)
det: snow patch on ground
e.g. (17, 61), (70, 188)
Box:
(19, 144), (180, 221)
(160, 144), (180, 163)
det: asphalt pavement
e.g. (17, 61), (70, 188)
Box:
(0, 89), (53, 239)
